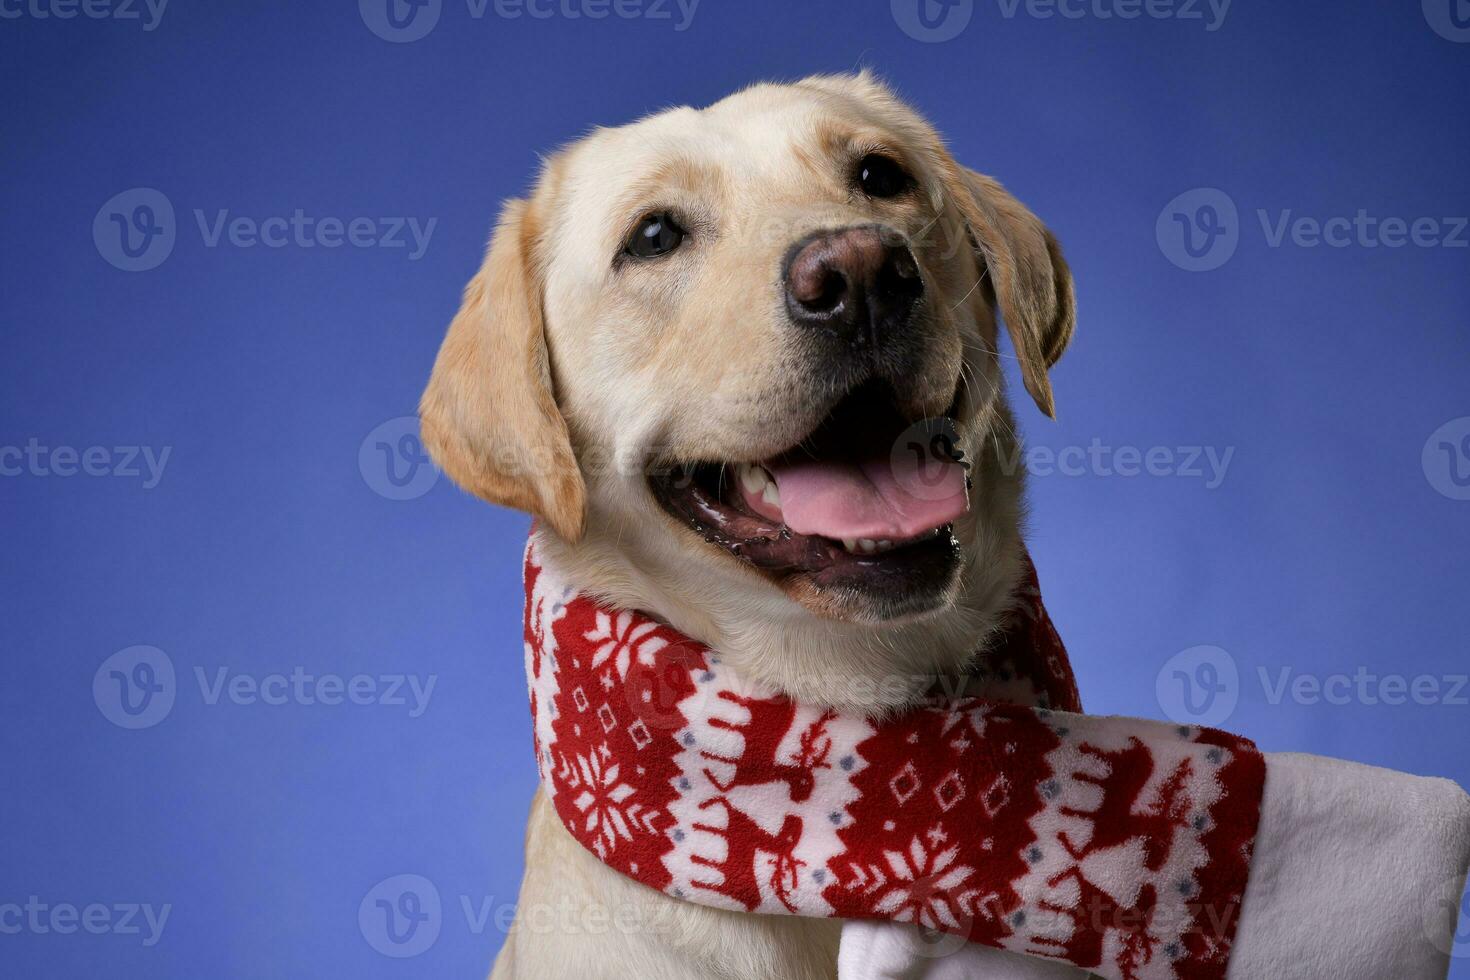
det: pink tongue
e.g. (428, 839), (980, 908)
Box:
(767, 453), (969, 541)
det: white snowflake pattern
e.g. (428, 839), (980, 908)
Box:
(568, 747), (640, 858)
(870, 827), (977, 931)
(584, 610), (666, 679)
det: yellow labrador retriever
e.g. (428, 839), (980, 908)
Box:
(420, 72), (1074, 980)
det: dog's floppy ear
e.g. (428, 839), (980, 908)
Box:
(419, 197), (586, 541)
(946, 167), (1075, 418)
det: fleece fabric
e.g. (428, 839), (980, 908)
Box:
(523, 535), (1277, 980)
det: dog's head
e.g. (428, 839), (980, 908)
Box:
(421, 73), (1073, 625)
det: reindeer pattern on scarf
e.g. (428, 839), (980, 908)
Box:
(521, 537), (1264, 980)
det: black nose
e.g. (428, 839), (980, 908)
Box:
(784, 225), (924, 342)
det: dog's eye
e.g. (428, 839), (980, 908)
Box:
(625, 212), (685, 258)
(857, 154), (913, 198)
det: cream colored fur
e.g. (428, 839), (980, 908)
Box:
(420, 73), (1075, 980)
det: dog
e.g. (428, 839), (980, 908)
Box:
(420, 72), (1075, 980)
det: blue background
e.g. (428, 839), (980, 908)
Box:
(2, 0), (1468, 976)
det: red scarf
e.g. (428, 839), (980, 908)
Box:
(522, 537), (1264, 980)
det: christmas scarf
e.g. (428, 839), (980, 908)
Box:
(521, 536), (1267, 980)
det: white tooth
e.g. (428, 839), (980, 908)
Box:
(878, 540), (893, 551)
(842, 537), (859, 552)
(738, 462), (767, 495)
(761, 480), (781, 510)
(859, 538), (877, 553)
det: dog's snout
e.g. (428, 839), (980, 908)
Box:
(783, 226), (923, 341)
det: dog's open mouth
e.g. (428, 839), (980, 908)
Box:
(648, 380), (970, 618)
